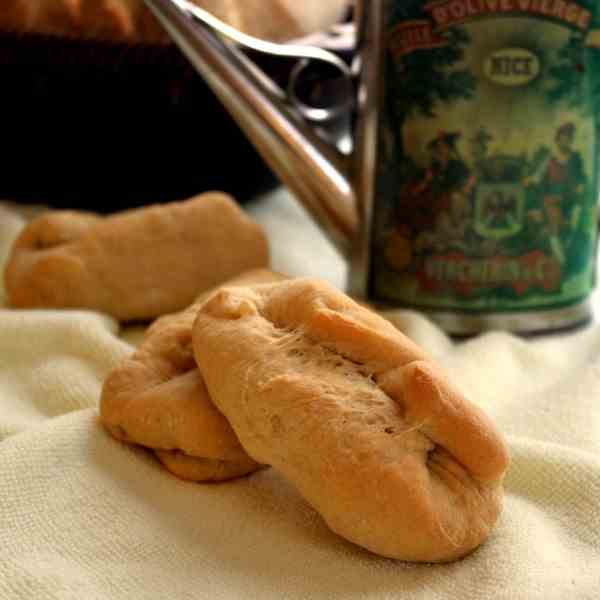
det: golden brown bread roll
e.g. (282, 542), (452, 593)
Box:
(4, 193), (269, 321)
(0, 0), (141, 40)
(100, 268), (287, 482)
(193, 0), (349, 42)
(192, 278), (510, 562)
(0, 0), (348, 43)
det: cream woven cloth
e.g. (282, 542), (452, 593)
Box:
(1, 192), (600, 599)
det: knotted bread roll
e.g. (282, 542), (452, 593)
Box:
(100, 269), (286, 482)
(0, 0), (348, 43)
(192, 278), (510, 562)
(5, 193), (269, 321)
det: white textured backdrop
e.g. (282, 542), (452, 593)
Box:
(0, 191), (599, 599)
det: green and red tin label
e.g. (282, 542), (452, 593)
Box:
(370, 0), (600, 312)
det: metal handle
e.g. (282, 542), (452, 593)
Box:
(144, 0), (360, 256)
(167, 0), (355, 154)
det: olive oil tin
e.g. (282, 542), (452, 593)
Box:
(367, 0), (600, 333)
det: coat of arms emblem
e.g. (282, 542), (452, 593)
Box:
(474, 183), (525, 240)
(474, 156), (525, 241)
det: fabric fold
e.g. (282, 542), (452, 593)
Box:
(1, 191), (599, 599)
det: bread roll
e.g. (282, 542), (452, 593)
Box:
(0, 0), (135, 39)
(193, 0), (349, 42)
(192, 278), (510, 562)
(100, 268), (286, 482)
(5, 193), (269, 321)
(0, 0), (348, 43)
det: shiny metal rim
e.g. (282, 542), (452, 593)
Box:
(391, 299), (594, 335)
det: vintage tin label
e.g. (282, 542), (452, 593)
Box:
(370, 0), (600, 315)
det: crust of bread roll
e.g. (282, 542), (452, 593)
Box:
(192, 278), (510, 562)
(5, 193), (269, 321)
(154, 450), (260, 483)
(100, 268), (286, 482)
(0, 2), (29, 32)
(0, 0), (348, 43)
(188, 0), (348, 41)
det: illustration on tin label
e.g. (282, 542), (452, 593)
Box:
(371, 1), (600, 311)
